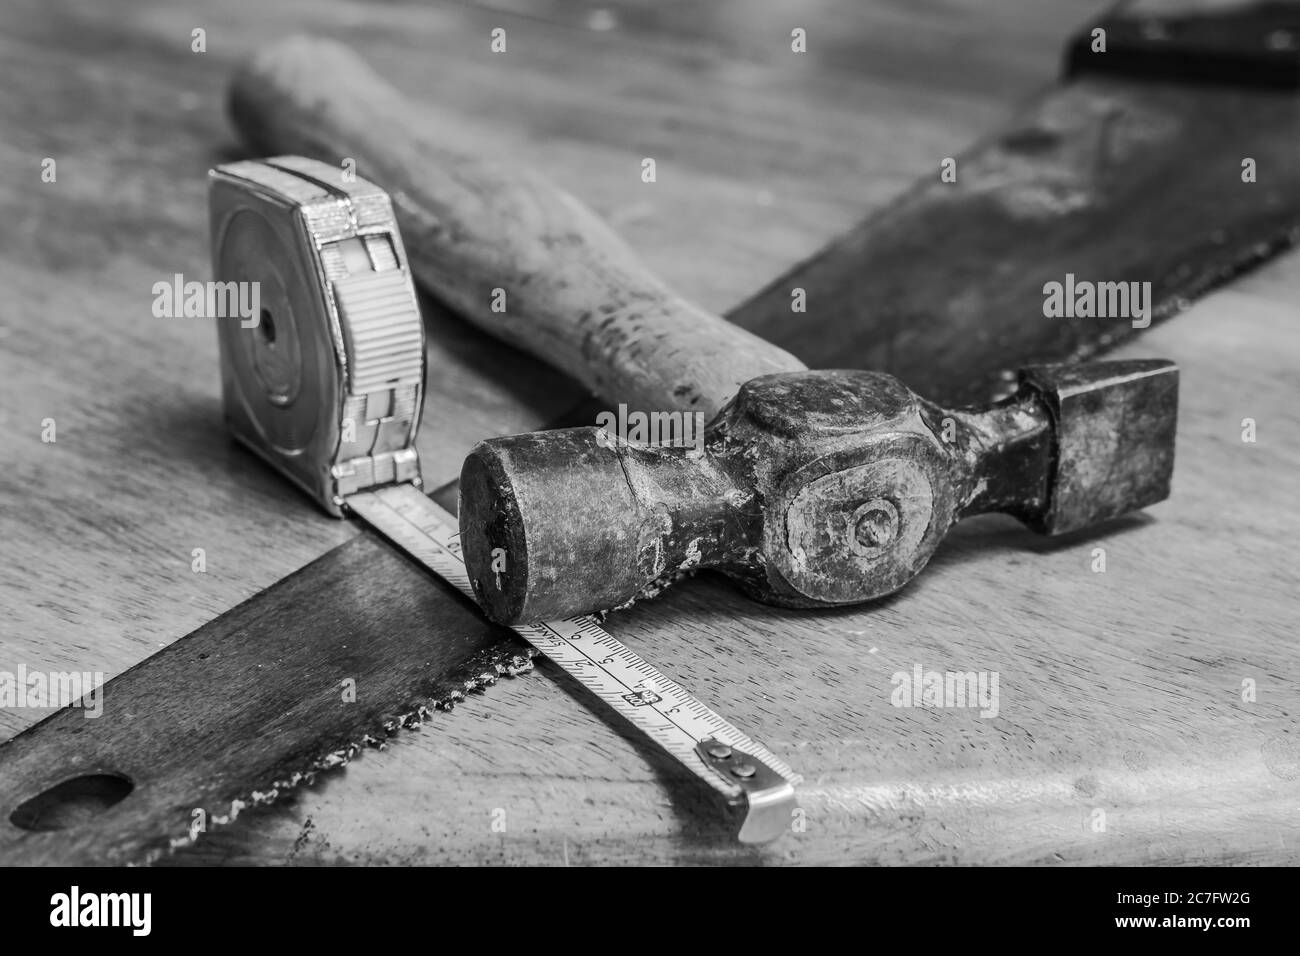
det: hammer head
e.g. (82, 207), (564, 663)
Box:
(459, 361), (1178, 625)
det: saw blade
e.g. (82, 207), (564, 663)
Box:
(0, 523), (535, 865)
(732, 18), (1300, 403)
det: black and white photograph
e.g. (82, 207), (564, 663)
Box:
(0, 0), (1294, 927)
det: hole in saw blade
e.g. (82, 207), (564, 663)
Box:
(258, 308), (276, 345)
(9, 773), (133, 831)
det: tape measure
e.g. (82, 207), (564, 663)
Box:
(208, 157), (800, 842)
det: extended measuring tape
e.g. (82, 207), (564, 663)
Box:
(208, 157), (800, 842)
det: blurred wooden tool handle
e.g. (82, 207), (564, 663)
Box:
(228, 36), (806, 418)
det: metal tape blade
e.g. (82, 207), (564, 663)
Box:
(347, 484), (801, 843)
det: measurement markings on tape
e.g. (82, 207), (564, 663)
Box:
(348, 484), (800, 842)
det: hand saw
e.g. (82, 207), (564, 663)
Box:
(2, 0), (1297, 864)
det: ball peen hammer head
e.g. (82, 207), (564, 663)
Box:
(459, 359), (1178, 625)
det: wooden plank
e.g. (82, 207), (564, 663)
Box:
(166, 252), (1300, 865)
(11, 0), (1294, 867)
(0, 0), (1097, 739)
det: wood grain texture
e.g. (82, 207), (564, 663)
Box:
(163, 263), (1300, 866)
(0, 0), (1099, 736)
(5, 0), (1296, 866)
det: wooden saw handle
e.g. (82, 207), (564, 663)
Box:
(228, 36), (806, 418)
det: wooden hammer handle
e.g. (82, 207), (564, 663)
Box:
(228, 36), (806, 418)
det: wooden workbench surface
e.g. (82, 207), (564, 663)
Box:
(1, 0), (1295, 865)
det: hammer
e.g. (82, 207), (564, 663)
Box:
(230, 38), (1179, 625)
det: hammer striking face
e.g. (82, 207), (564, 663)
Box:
(460, 359), (1178, 625)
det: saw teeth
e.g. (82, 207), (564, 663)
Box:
(150, 638), (533, 865)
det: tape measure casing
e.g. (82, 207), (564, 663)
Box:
(208, 157), (425, 516)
